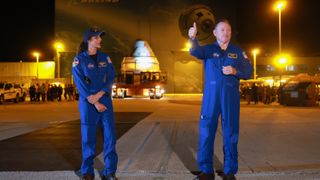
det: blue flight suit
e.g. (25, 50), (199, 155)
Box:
(190, 39), (253, 175)
(72, 50), (118, 176)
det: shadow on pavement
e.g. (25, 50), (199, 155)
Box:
(158, 121), (223, 176)
(0, 112), (151, 171)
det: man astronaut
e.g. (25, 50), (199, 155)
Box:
(189, 19), (253, 180)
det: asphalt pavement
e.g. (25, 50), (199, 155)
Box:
(0, 95), (319, 179)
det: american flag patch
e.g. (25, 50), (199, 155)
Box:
(242, 52), (248, 59)
(72, 58), (79, 67)
(107, 57), (112, 64)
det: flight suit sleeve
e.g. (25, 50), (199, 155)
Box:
(189, 38), (206, 60)
(72, 57), (91, 98)
(235, 51), (253, 80)
(101, 57), (116, 96)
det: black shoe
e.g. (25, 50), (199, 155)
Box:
(80, 173), (94, 180)
(102, 173), (118, 180)
(223, 174), (236, 180)
(193, 172), (215, 180)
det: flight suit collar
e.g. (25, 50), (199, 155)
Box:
(213, 41), (231, 52)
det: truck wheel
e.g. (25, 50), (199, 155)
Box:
(0, 95), (3, 104)
(14, 94), (19, 103)
(20, 93), (26, 102)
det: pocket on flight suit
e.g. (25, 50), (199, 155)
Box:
(199, 115), (213, 138)
(199, 114), (212, 126)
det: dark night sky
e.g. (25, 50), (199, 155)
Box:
(0, 0), (55, 62)
(0, 0), (319, 62)
(236, 0), (320, 57)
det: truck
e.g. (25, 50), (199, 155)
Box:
(0, 82), (27, 104)
(279, 73), (319, 106)
(112, 40), (167, 99)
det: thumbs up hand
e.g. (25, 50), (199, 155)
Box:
(188, 22), (197, 40)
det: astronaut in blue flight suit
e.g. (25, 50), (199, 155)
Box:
(189, 20), (253, 180)
(72, 27), (118, 180)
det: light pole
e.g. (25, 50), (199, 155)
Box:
(32, 52), (40, 79)
(274, 1), (286, 53)
(252, 48), (259, 80)
(54, 42), (64, 78)
(276, 54), (289, 86)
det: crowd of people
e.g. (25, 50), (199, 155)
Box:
(29, 83), (76, 102)
(240, 83), (279, 104)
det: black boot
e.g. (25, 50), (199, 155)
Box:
(102, 173), (118, 180)
(80, 173), (94, 180)
(223, 174), (236, 180)
(193, 172), (215, 180)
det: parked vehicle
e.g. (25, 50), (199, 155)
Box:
(0, 82), (27, 104)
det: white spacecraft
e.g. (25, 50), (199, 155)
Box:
(121, 40), (161, 73)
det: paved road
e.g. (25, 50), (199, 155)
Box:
(0, 95), (319, 179)
(0, 112), (151, 171)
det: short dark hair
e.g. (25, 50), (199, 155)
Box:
(214, 19), (231, 29)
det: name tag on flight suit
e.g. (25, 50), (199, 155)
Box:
(227, 53), (238, 59)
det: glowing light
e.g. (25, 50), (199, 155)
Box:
(54, 42), (64, 52)
(182, 42), (192, 51)
(143, 89), (150, 96)
(252, 48), (260, 55)
(274, 53), (291, 67)
(32, 51), (41, 79)
(266, 79), (274, 86)
(274, 1), (287, 11)
(32, 52), (40, 58)
(280, 79), (287, 83)
(279, 57), (287, 64)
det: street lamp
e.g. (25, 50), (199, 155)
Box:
(54, 41), (64, 78)
(278, 57), (287, 65)
(278, 57), (286, 86)
(274, 0), (287, 53)
(32, 52), (40, 79)
(252, 48), (260, 80)
(275, 54), (290, 86)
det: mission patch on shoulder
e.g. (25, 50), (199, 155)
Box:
(72, 58), (79, 67)
(242, 51), (248, 59)
(107, 57), (112, 64)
